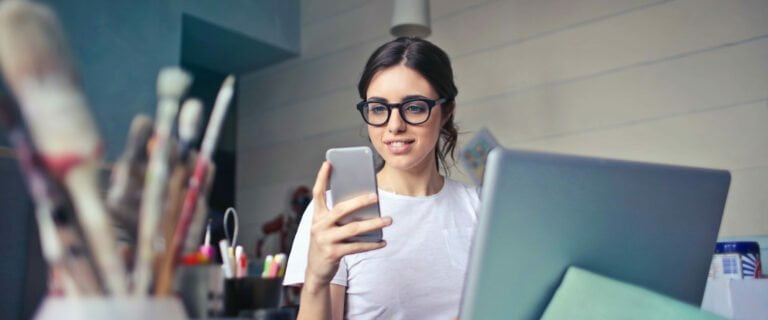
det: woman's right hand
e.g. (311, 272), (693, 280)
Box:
(304, 161), (392, 287)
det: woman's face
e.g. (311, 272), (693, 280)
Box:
(365, 64), (445, 173)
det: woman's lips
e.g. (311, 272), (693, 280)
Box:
(385, 140), (414, 155)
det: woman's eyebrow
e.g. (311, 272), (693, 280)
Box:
(367, 96), (387, 102)
(366, 94), (430, 102)
(402, 94), (429, 100)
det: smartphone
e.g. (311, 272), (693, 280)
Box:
(325, 146), (383, 242)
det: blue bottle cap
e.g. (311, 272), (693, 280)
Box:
(715, 241), (761, 255)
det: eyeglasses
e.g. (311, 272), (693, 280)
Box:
(356, 97), (447, 126)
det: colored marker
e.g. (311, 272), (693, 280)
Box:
(219, 239), (233, 279)
(199, 219), (214, 260)
(276, 253), (287, 278)
(262, 255), (273, 278)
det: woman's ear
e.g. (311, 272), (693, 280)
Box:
(441, 102), (455, 126)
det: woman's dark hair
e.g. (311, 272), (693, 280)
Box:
(358, 37), (459, 174)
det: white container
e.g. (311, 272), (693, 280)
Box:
(34, 296), (187, 320)
(702, 278), (768, 319)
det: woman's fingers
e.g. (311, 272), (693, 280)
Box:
(336, 240), (387, 257)
(321, 193), (378, 226)
(311, 161), (331, 217)
(328, 216), (392, 243)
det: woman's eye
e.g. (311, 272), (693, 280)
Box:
(370, 105), (387, 114)
(404, 103), (427, 113)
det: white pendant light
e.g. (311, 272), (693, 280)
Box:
(390, 0), (431, 38)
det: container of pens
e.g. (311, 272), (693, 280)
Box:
(223, 277), (283, 317)
(220, 236), (288, 317)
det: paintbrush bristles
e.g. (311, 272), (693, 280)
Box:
(124, 114), (154, 163)
(0, 0), (98, 157)
(157, 67), (192, 99)
(0, 0), (74, 88)
(178, 98), (202, 142)
(107, 114), (153, 232)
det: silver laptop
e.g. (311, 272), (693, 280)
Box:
(459, 149), (731, 319)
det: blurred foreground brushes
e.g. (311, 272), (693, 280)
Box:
(0, 0), (127, 295)
(0, 0), (236, 300)
(0, 91), (104, 296)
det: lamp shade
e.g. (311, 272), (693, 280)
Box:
(390, 0), (431, 38)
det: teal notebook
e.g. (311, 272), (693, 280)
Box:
(541, 267), (723, 320)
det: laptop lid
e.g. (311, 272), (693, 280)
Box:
(460, 149), (731, 319)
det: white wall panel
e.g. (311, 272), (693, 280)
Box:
(458, 36), (768, 143)
(511, 101), (768, 170)
(455, 0), (768, 103)
(431, 0), (666, 58)
(240, 88), (359, 149)
(239, 127), (368, 190)
(721, 166), (768, 236)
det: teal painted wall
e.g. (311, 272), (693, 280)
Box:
(39, 0), (184, 161)
(27, 0), (299, 161)
(184, 0), (299, 53)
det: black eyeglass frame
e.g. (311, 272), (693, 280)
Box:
(356, 97), (448, 126)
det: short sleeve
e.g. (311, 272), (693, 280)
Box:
(453, 180), (481, 221)
(283, 197), (349, 287)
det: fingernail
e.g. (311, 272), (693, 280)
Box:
(368, 193), (377, 200)
(383, 216), (393, 225)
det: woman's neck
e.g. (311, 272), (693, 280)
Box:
(376, 159), (445, 197)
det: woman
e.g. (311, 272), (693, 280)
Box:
(284, 37), (479, 320)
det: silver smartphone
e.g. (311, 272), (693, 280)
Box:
(325, 146), (383, 242)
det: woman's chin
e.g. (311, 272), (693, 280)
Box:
(381, 154), (431, 172)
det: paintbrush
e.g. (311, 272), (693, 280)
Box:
(168, 76), (234, 277)
(133, 67), (192, 296)
(182, 162), (216, 254)
(174, 77), (235, 254)
(0, 93), (104, 296)
(50, 205), (105, 296)
(107, 114), (153, 260)
(177, 98), (202, 162)
(153, 98), (203, 295)
(152, 154), (193, 295)
(0, 0), (127, 295)
(159, 99), (203, 255)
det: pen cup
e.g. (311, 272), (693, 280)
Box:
(223, 277), (282, 317)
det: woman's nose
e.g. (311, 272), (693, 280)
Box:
(387, 107), (406, 133)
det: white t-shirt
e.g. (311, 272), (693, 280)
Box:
(284, 178), (480, 320)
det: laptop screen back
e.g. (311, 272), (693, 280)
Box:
(460, 149), (730, 319)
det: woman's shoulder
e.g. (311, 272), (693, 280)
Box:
(444, 178), (480, 201)
(444, 178), (478, 193)
(443, 178), (481, 219)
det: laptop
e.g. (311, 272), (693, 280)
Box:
(459, 149), (731, 319)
